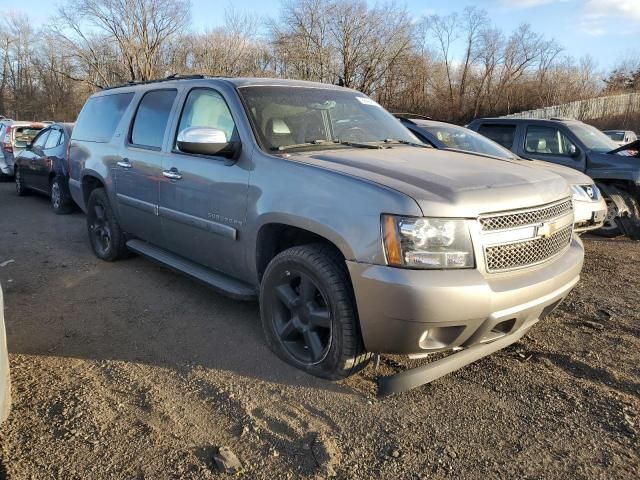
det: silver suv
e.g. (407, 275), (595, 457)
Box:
(68, 77), (584, 394)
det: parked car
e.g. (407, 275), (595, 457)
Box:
(14, 123), (76, 214)
(467, 117), (640, 239)
(0, 285), (10, 423)
(603, 129), (637, 147)
(396, 116), (606, 234)
(68, 76), (584, 394)
(0, 121), (45, 178)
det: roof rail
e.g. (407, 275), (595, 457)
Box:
(392, 112), (432, 123)
(101, 74), (211, 91)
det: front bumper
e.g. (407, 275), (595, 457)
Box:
(347, 236), (584, 355)
(574, 197), (607, 232)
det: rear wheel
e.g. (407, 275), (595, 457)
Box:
(86, 188), (128, 261)
(260, 244), (372, 380)
(50, 176), (73, 215)
(15, 168), (29, 196)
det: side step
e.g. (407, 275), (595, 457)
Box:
(126, 239), (257, 301)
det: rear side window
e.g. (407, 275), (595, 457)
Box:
(477, 124), (516, 149)
(73, 93), (134, 143)
(130, 89), (177, 149)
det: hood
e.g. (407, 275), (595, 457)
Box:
(526, 159), (595, 185)
(290, 146), (570, 217)
(608, 139), (640, 155)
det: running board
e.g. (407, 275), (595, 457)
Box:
(126, 239), (257, 301)
(377, 322), (536, 396)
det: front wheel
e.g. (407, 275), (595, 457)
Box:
(260, 244), (372, 380)
(86, 188), (128, 261)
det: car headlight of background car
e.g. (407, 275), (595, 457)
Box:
(382, 215), (474, 269)
(571, 184), (600, 201)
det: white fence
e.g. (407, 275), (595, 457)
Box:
(501, 93), (640, 121)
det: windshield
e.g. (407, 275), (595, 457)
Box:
(13, 127), (42, 148)
(569, 124), (619, 153)
(420, 123), (516, 160)
(238, 86), (419, 151)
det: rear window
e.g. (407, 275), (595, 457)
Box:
(606, 132), (624, 142)
(477, 124), (517, 149)
(14, 127), (43, 148)
(73, 92), (134, 143)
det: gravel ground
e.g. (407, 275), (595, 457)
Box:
(0, 181), (638, 479)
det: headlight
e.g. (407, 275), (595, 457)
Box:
(382, 215), (474, 269)
(571, 184), (599, 201)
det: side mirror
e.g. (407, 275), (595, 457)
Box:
(177, 127), (240, 159)
(568, 144), (580, 158)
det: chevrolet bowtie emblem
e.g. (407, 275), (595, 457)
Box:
(537, 221), (557, 239)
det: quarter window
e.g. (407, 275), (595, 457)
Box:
(525, 126), (575, 156)
(175, 89), (236, 151)
(477, 124), (517, 149)
(130, 89), (177, 149)
(73, 93), (134, 143)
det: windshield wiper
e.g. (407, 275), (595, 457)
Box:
(274, 140), (340, 152)
(381, 139), (431, 148)
(274, 139), (385, 151)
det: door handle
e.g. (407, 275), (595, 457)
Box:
(117, 158), (132, 169)
(163, 168), (182, 180)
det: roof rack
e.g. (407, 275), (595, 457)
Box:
(101, 74), (211, 90)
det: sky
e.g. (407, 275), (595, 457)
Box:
(4, 0), (640, 70)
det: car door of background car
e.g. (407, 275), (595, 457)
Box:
(159, 87), (250, 276)
(22, 129), (50, 188)
(116, 89), (178, 243)
(35, 127), (64, 191)
(516, 123), (586, 171)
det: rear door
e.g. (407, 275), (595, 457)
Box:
(159, 87), (250, 276)
(517, 123), (585, 170)
(115, 89), (178, 243)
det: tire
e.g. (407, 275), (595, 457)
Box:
(14, 168), (29, 196)
(50, 175), (74, 215)
(86, 188), (128, 261)
(260, 244), (372, 380)
(593, 197), (621, 237)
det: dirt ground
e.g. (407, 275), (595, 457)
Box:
(0, 181), (638, 480)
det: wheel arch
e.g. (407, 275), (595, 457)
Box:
(254, 219), (355, 284)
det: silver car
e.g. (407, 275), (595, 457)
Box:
(0, 121), (45, 177)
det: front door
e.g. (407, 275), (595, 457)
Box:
(23, 129), (50, 188)
(159, 87), (249, 276)
(114, 89), (178, 243)
(519, 124), (585, 170)
(36, 127), (64, 191)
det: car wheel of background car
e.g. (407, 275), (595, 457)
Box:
(260, 244), (372, 380)
(50, 176), (73, 215)
(14, 168), (29, 196)
(86, 188), (128, 261)
(616, 188), (640, 240)
(594, 197), (622, 237)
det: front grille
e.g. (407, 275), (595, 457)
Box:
(479, 199), (573, 231)
(485, 225), (573, 272)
